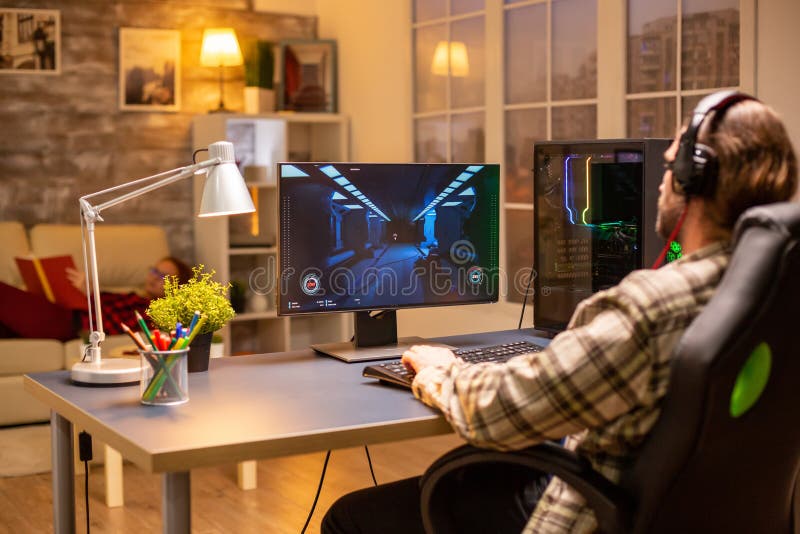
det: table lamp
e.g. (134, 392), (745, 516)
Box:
(200, 27), (244, 112)
(71, 141), (255, 385)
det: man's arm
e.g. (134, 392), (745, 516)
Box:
(403, 295), (654, 451)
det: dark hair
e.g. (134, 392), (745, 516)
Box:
(699, 100), (798, 234)
(160, 256), (193, 284)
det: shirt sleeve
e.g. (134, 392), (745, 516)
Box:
(410, 291), (654, 451)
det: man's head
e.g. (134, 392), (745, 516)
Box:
(657, 92), (798, 244)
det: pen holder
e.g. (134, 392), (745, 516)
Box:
(139, 348), (189, 406)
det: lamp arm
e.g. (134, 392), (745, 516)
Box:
(81, 157), (221, 218)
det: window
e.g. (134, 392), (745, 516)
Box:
(627, 0), (741, 137)
(504, 0), (598, 302)
(410, 0), (746, 306)
(413, 0), (486, 163)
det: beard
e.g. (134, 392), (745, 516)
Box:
(656, 192), (686, 241)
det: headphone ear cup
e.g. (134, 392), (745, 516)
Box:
(688, 143), (718, 196)
(671, 136), (695, 194)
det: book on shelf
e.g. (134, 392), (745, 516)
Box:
(14, 255), (88, 310)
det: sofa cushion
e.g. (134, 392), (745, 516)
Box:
(0, 376), (50, 425)
(29, 224), (169, 293)
(0, 222), (30, 288)
(0, 339), (63, 376)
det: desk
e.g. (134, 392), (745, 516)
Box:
(24, 328), (549, 533)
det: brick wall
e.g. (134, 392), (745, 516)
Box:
(0, 0), (315, 263)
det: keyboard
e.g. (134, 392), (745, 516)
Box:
(362, 341), (545, 389)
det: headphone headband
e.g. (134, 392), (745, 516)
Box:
(672, 90), (758, 197)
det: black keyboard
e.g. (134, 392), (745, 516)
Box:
(362, 341), (545, 389)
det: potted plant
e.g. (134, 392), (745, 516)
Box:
(243, 40), (275, 113)
(146, 265), (235, 372)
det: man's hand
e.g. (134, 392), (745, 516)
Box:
(401, 345), (456, 375)
(65, 266), (86, 294)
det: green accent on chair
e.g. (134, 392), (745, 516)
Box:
(730, 342), (772, 417)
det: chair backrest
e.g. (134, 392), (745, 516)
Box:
(621, 202), (800, 533)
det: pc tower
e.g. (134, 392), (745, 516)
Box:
(532, 138), (672, 333)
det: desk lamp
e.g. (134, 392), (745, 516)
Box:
(71, 141), (255, 385)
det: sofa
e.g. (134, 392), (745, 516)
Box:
(0, 222), (169, 427)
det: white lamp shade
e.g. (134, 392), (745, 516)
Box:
(200, 28), (244, 67)
(198, 141), (255, 217)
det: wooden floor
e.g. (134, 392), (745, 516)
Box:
(0, 433), (464, 533)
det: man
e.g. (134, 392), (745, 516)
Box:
(322, 92), (798, 533)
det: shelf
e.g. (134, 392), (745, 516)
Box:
(193, 113), (349, 356)
(231, 310), (279, 322)
(228, 246), (277, 255)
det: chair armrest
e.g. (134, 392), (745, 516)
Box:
(419, 442), (632, 534)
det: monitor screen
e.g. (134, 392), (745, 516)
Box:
(278, 163), (500, 315)
(533, 141), (653, 333)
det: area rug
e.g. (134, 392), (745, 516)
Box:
(0, 423), (51, 477)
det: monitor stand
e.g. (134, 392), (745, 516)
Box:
(311, 310), (454, 363)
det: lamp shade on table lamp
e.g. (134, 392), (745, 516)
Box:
(200, 28), (243, 67)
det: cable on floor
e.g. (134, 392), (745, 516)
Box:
(364, 445), (378, 486)
(300, 450), (332, 534)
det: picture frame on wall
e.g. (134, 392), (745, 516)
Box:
(119, 28), (181, 112)
(0, 8), (60, 74)
(278, 39), (337, 113)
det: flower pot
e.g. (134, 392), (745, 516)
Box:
(187, 332), (213, 373)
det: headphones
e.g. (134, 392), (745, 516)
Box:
(672, 90), (758, 197)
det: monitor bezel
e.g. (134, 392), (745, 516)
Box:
(276, 161), (501, 317)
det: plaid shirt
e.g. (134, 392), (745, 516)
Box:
(412, 241), (730, 533)
(79, 292), (152, 336)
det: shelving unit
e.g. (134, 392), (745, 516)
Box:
(192, 113), (351, 356)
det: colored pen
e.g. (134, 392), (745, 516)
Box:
(187, 311), (201, 335)
(178, 315), (206, 349)
(135, 311), (158, 350)
(175, 322), (183, 339)
(121, 323), (148, 351)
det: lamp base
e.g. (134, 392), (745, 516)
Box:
(71, 358), (141, 386)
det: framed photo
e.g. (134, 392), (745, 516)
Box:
(119, 28), (181, 112)
(278, 39), (337, 113)
(0, 8), (60, 74)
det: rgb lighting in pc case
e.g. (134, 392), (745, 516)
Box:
(533, 139), (671, 334)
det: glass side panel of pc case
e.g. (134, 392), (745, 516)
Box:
(533, 139), (669, 333)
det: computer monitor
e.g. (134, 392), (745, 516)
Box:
(532, 139), (671, 334)
(278, 162), (500, 361)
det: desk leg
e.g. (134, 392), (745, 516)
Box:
(162, 471), (190, 534)
(51, 411), (75, 534)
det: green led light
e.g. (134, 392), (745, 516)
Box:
(670, 241), (682, 254)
